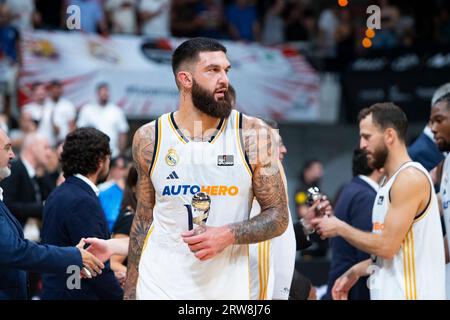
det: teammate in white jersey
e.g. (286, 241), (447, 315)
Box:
(311, 103), (446, 300)
(248, 124), (296, 300)
(429, 92), (450, 297)
(123, 38), (289, 299)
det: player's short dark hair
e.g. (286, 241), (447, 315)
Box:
(172, 37), (227, 76)
(61, 127), (111, 177)
(352, 148), (373, 177)
(358, 102), (408, 141)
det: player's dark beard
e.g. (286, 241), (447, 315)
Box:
(369, 143), (389, 170)
(191, 80), (232, 119)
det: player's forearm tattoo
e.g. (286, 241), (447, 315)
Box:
(123, 123), (155, 300)
(229, 116), (288, 244)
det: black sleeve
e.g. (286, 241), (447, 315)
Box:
(112, 210), (135, 236)
(293, 220), (312, 251)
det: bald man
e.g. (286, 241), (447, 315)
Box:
(0, 133), (53, 226)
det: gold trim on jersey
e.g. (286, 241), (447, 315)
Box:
(150, 117), (162, 177)
(168, 114), (188, 144)
(402, 229), (417, 300)
(235, 112), (253, 178)
(247, 244), (251, 300)
(257, 240), (270, 300)
(210, 118), (228, 144)
(413, 195), (433, 224)
(142, 225), (155, 252)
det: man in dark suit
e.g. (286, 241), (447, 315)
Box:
(0, 132), (53, 227)
(41, 127), (123, 300)
(0, 133), (56, 298)
(324, 148), (383, 300)
(0, 128), (104, 300)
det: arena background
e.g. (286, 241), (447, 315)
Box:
(0, 0), (448, 297)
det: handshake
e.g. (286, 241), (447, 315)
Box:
(75, 238), (129, 279)
(300, 187), (342, 239)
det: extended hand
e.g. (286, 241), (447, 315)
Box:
(181, 226), (234, 261)
(332, 268), (360, 300)
(82, 237), (115, 262)
(311, 215), (343, 239)
(302, 196), (333, 225)
(76, 240), (105, 278)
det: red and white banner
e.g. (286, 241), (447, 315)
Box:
(19, 31), (319, 122)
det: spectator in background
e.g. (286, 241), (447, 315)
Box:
(39, 80), (76, 148)
(98, 155), (129, 232)
(139, 0), (171, 37)
(110, 166), (138, 287)
(34, 0), (65, 30)
(171, 0), (200, 38)
(67, 0), (108, 35)
(317, 4), (339, 57)
(22, 82), (47, 126)
(194, 0), (226, 39)
(0, 1), (20, 129)
(372, 0), (400, 49)
(294, 159), (328, 258)
(77, 83), (129, 157)
(10, 111), (38, 150)
(4, 0), (38, 34)
(284, 2), (316, 42)
(105, 0), (138, 34)
(226, 0), (261, 42)
(324, 148), (383, 300)
(335, 7), (355, 69)
(295, 159), (324, 219)
(261, 0), (285, 46)
(0, 133), (52, 228)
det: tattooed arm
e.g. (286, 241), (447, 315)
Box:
(123, 122), (156, 300)
(228, 115), (289, 243)
(181, 116), (288, 260)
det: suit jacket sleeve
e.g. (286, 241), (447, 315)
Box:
(0, 212), (82, 273)
(65, 197), (123, 299)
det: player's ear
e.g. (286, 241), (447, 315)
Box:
(177, 71), (193, 89)
(384, 128), (395, 145)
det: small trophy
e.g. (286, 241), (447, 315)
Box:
(307, 186), (328, 216)
(191, 192), (211, 235)
(306, 187), (322, 206)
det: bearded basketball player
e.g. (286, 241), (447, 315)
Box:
(312, 103), (446, 300)
(123, 38), (289, 300)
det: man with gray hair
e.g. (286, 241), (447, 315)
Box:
(0, 133), (53, 227)
(0, 128), (104, 299)
(408, 82), (450, 171)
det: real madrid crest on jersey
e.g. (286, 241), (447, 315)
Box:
(165, 148), (179, 166)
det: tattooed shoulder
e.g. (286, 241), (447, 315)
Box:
(132, 121), (156, 173)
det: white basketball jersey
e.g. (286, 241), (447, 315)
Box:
(248, 163), (296, 300)
(137, 110), (254, 300)
(370, 162), (446, 300)
(439, 154), (450, 298)
(249, 199), (275, 300)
